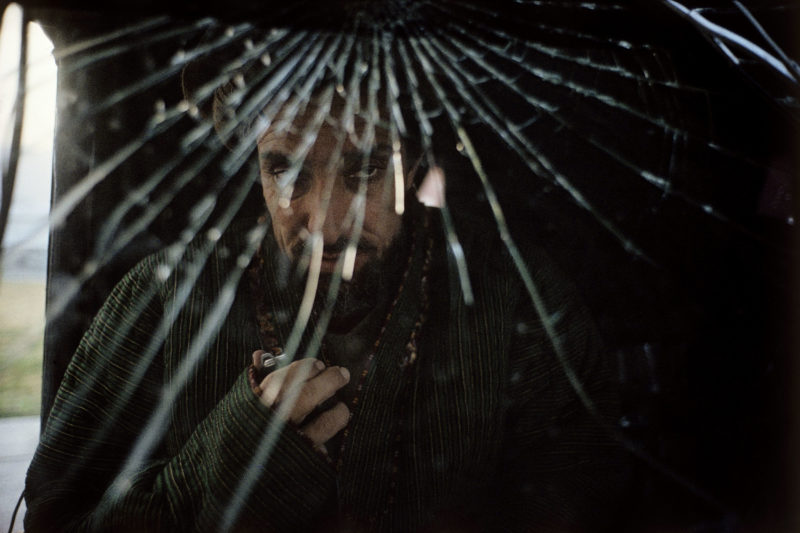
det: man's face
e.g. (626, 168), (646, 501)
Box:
(257, 98), (415, 282)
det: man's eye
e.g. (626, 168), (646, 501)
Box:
(267, 167), (287, 178)
(277, 172), (311, 200)
(350, 166), (378, 180)
(345, 166), (381, 189)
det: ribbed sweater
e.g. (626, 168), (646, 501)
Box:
(25, 204), (628, 532)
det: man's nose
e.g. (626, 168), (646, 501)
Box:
(305, 179), (352, 245)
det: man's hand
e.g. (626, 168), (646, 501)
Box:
(253, 351), (351, 450)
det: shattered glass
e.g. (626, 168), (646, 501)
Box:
(1, 0), (797, 530)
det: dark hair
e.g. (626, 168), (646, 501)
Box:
(181, 29), (430, 182)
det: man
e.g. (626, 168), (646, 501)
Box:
(25, 59), (628, 532)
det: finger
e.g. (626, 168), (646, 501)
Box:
(261, 358), (324, 406)
(260, 358), (324, 408)
(286, 366), (350, 425)
(282, 357), (327, 389)
(252, 350), (266, 368)
(301, 402), (351, 446)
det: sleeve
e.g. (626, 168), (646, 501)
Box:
(24, 254), (338, 533)
(488, 248), (633, 532)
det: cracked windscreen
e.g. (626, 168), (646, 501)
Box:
(1, 1), (797, 531)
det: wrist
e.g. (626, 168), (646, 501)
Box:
(247, 364), (263, 397)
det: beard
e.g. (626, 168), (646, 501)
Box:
(305, 232), (408, 332)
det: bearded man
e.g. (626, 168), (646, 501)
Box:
(24, 55), (629, 531)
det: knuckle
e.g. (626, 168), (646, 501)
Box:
(258, 393), (271, 408)
(303, 403), (350, 445)
(317, 411), (343, 434)
(261, 388), (277, 407)
(314, 415), (334, 434)
(261, 377), (282, 405)
(334, 402), (350, 421)
(263, 366), (287, 386)
(325, 403), (349, 426)
(324, 367), (347, 388)
(298, 383), (318, 406)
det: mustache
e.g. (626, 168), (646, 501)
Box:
(290, 237), (377, 259)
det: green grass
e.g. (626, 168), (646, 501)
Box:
(0, 281), (45, 417)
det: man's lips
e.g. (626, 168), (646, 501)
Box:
(289, 239), (377, 271)
(321, 244), (376, 259)
(320, 247), (376, 273)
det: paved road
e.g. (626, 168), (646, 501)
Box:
(0, 416), (39, 533)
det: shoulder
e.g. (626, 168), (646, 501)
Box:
(134, 217), (263, 292)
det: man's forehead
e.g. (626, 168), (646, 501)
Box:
(256, 121), (394, 164)
(256, 91), (392, 147)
